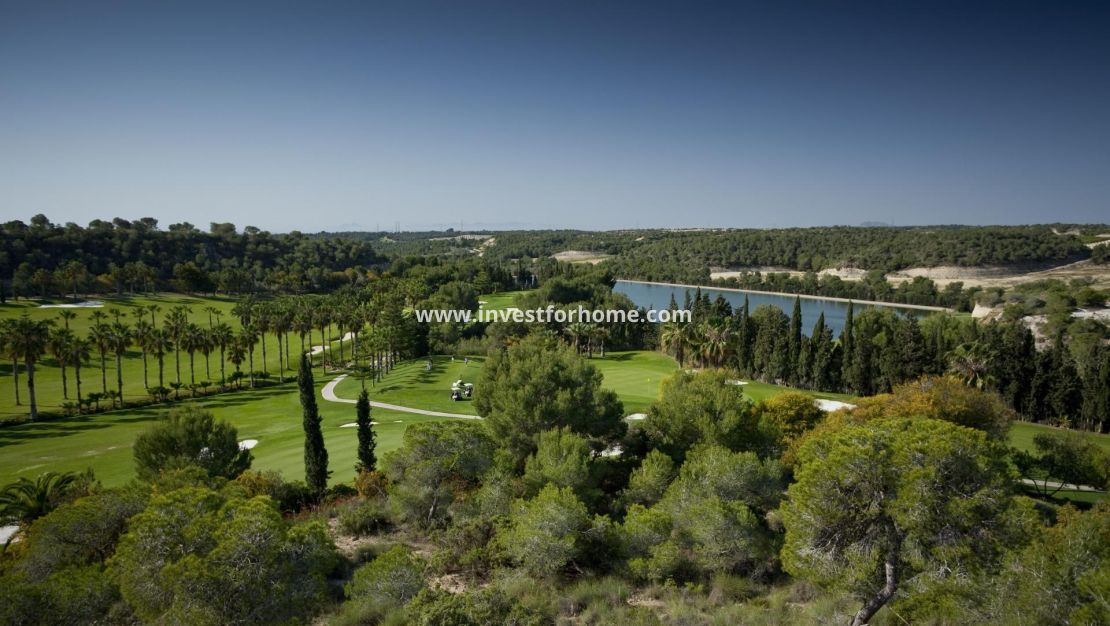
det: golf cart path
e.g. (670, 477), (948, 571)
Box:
(309, 331), (356, 356)
(320, 374), (480, 419)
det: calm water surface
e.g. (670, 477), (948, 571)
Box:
(614, 280), (932, 337)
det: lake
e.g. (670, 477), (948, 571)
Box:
(614, 280), (938, 337)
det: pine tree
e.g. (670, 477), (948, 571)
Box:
(355, 388), (376, 472)
(299, 354), (329, 494)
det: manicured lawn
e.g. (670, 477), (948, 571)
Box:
(740, 380), (856, 404)
(331, 351), (682, 417)
(591, 351), (680, 414)
(1009, 421), (1110, 455)
(0, 374), (438, 488)
(478, 290), (528, 311)
(0, 293), (348, 421)
(335, 356), (485, 416)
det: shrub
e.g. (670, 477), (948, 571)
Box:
(132, 406), (251, 480)
(346, 546), (426, 608)
(235, 470), (313, 513)
(338, 499), (391, 537)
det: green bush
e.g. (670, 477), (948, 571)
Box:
(338, 499), (391, 537)
(346, 545), (426, 608)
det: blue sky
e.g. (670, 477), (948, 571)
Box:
(1, 0), (1108, 231)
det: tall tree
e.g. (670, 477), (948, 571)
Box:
(165, 306), (188, 385)
(4, 316), (54, 419)
(788, 296), (803, 385)
(783, 418), (1028, 626)
(840, 301), (855, 393)
(132, 313), (153, 390)
(211, 321), (234, 387)
(88, 311), (111, 394)
(299, 354), (329, 494)
(48, 327), (76, 400)
(108, 321), (131, 406)
(355, 388), (376, 472)
(62, 335), (91, 409)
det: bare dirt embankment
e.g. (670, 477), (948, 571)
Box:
(710, 267), (868, 281)
(553, 250), (612, 264)
(711, 261), (1109, 289)
(887, 260), (1110, 289)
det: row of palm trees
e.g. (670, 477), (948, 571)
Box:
(1, 293), (409, 420)
(563, 322), (610, 358)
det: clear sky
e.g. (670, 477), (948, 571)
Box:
(1, 0), (1108, 232)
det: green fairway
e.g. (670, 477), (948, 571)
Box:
(478, 290), (528, 311)
(10, 339), (1090, 493)
(1008, 421), (1110, 455)
(0, 375), (443, 488)
(331, 351), (681, 416)
(0, 293), (350, 422)
(334, 356), (485, 416)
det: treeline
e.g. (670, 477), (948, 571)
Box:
(602, 225), (1097, 279)
(663, 290), (1110, 432)
(1, 215), (386, 297)
(712, 269), (977, 308)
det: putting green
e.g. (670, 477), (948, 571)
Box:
(478, 290), (528, 311)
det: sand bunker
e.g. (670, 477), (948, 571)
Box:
(39, 300), (104, 308)
(238, 439), (259, 450)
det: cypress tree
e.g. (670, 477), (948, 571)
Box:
(737, 295), (752, 373)
(299, 354), (329, 494)
(808, 311), (828, 389)
(840, 301), (855, 392)
(788, 296), (803, 384)
(355, 388), (376, 472)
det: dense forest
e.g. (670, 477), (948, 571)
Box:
(1, 215), (386, 297)
(325, 225), (1103, 275)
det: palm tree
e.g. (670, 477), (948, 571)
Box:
(948, 342), (996, 389)
(48, 327), (77, 399)
(271, 304), (292, 382)
(588, 324), (610, 358)
(4, 316), (55, 419)
(147, 304), (161, 329)
(89, 311), (110, 393)
(240, 323), (258, 388)
(199, 327), (215, 381)
(256, 304), (271, 376)
(228, 335), (247, 388)
(293, 305), (313, 356)
(107, 321), (131, 406)
(132, 315), (154, 389)
(660, 321), (690, 367)
(701, 318), (734, 368)
(211, 322), (234, 387)
(0, 471), (79, 529)
(180, 322), (204, 386)
(315, 305), (332, 368)
(147, 327), (172, 389)
(564, 321), (590, 354)
(60, 335), (90, 409)
(165, 306), (190, 385)
(204, 306), (221, 330)
(58, 309), (77, 331)
(0, 320), (21, 406)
